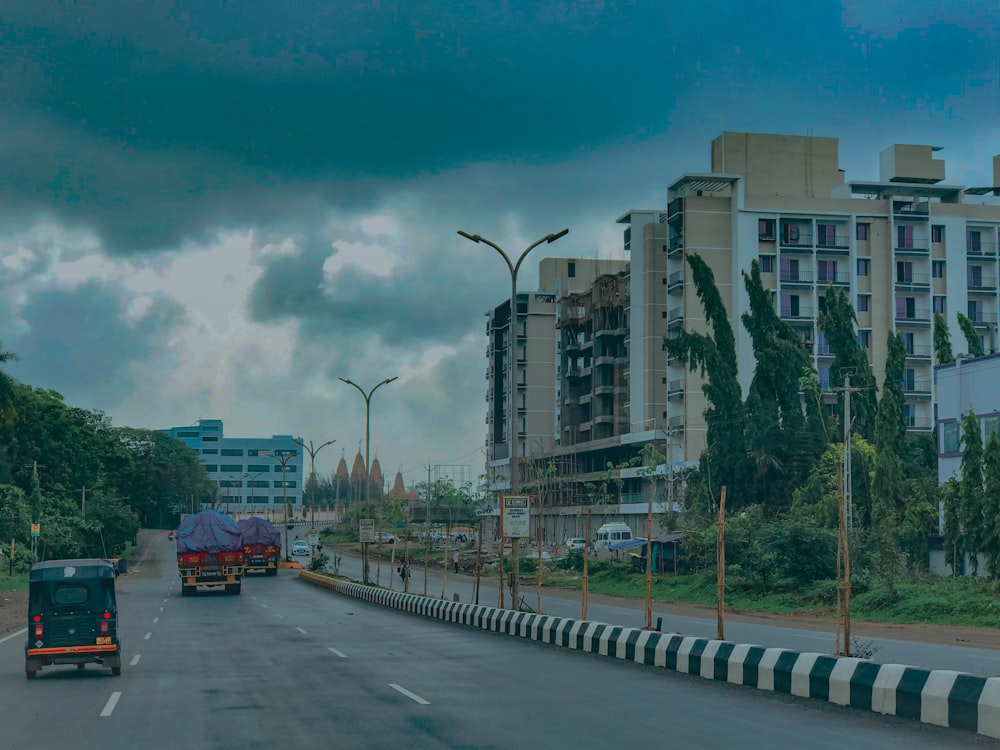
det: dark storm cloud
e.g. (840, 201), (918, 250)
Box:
(1, 1), (996, 256)
(6, 281), (184, 407)
(248, 238), (496, 346)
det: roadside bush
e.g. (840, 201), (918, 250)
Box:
(309, 553), (330, 572)
(556, 551), (585, 572)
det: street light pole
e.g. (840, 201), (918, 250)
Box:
(458, 228), (568, 609)
(293, 438), (337, 527)
(268, 450), (299, 561)
(244, 472), (263, 514)
(339, 376), (398, 583)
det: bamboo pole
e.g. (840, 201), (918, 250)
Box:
(582, 509), (591, 620)
(716, 485), (726, 641)
(644, 483), (654, 629)
(536, 493), (544, 614)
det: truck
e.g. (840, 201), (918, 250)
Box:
(237, 517), (281, 576)
(176, 510), (245, 595)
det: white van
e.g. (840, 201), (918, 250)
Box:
(594, 522), (633, 550)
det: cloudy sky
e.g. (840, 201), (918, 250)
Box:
(1, 1), (997, 487)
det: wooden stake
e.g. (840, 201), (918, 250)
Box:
(582, 509), (591, 620)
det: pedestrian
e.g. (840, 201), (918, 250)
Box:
(453, 551), (459, 574)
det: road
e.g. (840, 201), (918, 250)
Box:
(0, 534), (995, 749)
(325, 543), (1000, 676)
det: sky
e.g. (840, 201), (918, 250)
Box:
(1, 1), (998, 488)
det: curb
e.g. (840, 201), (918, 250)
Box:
(298, 570), (1000, 739)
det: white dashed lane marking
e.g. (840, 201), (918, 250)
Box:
(153, 617), (159, 624)
(389, 684), (430, 705)
(130, 655), (141, 666)
(144, 633), (152, 640)
(100, 692), (122, 717)
(327, 648), (347, 658)
(296, 627), (307, 635)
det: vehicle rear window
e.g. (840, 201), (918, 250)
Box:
(52, 584), (91, 606)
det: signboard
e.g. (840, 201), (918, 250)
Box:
(359, 519), (375, 543)
(307, 530), (319, 546)
(30, 524), (40, 538)
(501, 495), (530, 539)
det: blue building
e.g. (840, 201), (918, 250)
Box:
(161, 419), (304, 511)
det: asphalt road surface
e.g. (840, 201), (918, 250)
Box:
(327, 543), (1000, 676)
(0, 535), (996, 749)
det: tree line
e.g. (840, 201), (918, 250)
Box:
(665, 255), (986, 593)
(0, 343), (215, 570)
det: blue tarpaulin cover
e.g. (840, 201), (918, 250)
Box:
(177, 510), (243, 554)
(608, 537), (649, 552)
(237, 517), (281, 549)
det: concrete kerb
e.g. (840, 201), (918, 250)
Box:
(297, 570), (1000, 740)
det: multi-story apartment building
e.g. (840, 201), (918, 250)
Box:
(161, 419), (303, 510)
(664, 132), (1000, 461)
(485, 258), (627, 491)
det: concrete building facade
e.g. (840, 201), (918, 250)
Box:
(161, 419), (303, 510)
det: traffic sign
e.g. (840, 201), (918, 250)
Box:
(308, 530), (319, 546)
(359, 519), (375, 543)
(501, 496), (530, 538)
(30, 524), (40, 537)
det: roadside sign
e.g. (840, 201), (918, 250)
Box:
(501, 496), (530, 538)
(359, 519), (375, 543)
(30, 524), (40, 537)
(307, 530), (319, 546)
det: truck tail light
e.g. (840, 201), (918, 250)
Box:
(34, 624), (43, 639)
(100, 620), (109, 636)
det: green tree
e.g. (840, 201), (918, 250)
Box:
(664, 253), (748, 508)
(0, 341), (18, 426)
(959, 408), (985, 573)
(956, 312), (985, 357)
(933, 313), (954, 364)
(983, 432), (1000, 576)
(817, 284), (877, 440)
(740, 261), (815, 511)
(941, 477), (962, 575)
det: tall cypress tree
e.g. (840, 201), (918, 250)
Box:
(933, 313), (955, 364)
(957, 312), (985, 357)
(664, 253), (747, 508)
(871, 332), (907, 587)
(817, 284), (877, 440)
(959, 408), (985, 573)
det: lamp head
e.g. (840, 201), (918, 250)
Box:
(547, 228), (570, 243)
(457, 230), (481, 243)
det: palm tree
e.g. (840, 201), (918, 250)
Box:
(0, 341), (19, 423)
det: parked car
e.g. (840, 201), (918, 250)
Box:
(374, 532), (395, 544)
(291, 540), (310, 556)
(565, 538), (586, 552)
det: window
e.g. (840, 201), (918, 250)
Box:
(901, 331), (915, 354)
(896, 296), (916, 319)
(903, 368), (915, 391)
(779, 293), (799, 317)
(568, 262), (576, 278)
(221, 464), (243, 473)
(817, 260), (837, 283)
(968, 299), (983, 322)
(857, 330), (870, 349)
(247, 464), (270, 473)
(273, 480), (298, 489)
(932, 261), (945, 278)
(942, 422), (960, 453)
(177, 430), (199, 438)
(817, 224), (836, 246)
(968, 230), (982, 253)
(983, 416), (1000, 442)
(758, 219), (776, 239)
(818, 367), (831, 390)
(203, 436), (218, 442)
(856, 223), (870, 241)
(204, 465), (218, 472)
(247, 449), (259, 456)
(202, 448), (218, 455)
(896, 261), (912, 283)
(857, 258), (870, 277)
(818, 295), (827, 314)
(933, 296), (946, 315)
(857, 294), (870, 312)
(53, 584), (90, 606)
(897, 225), (914, 250)
(781, 223), (801, 244)
(221, 448), (243, 456)
(759, 255), (774, 273)
(968, 265), (983, 287)
(932, 225), (944, 243)
(278, 464), (297, 473)
(780, 257), (799, 281)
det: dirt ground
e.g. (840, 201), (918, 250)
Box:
(3, 535), (999, 652)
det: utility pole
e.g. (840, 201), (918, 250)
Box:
(79, 486), (87, 518)
(834, 372), (867, 529)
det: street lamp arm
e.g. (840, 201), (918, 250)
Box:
(339, 377), (367, 402)
(513, 229), (570, 279)
(458, 231), (514, 276)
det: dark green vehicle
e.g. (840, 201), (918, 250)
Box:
(25, 559), (123, 679)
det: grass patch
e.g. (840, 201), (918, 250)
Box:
(0, 572), (29, 592)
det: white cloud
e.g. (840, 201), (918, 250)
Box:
(322, 241), (396, 284)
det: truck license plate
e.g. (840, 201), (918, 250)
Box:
(96, 637), (112, 645)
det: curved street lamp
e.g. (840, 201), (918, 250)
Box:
(457, 228), (569, 609)
(293, 437), (337, 527)
(339, 376), (398, 583)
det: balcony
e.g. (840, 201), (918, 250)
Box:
(594, 355), (617, 367)
(667, 307), (684, 328)
(967, 241), (998, 257)
(817, 271), (851, 287)
(902, 380), (932, 397)
(967, 274), (998, 292)
(904, 345), (933, 360)
(895, 272), (931, 291)
(893, 201), (930, 219)
(667, 197), (684, 219)
(895, 308), (931, 325)
(668, 235), (684, 256)
(667, 379), (684, 399)
(816, 342), (834, 357)
(667, 415), (685, 431)
(779, 232), (814, 252)
(895, 239), (930, 255)
(816, 235), (851, 252)
(779, 305), (815, 321)
(594, 384), (615, 396)
(780, 269), (814, 285)
(969, 312), (999, 327)
(668, 270), (685, 293)
(907, 417), (933, 431)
